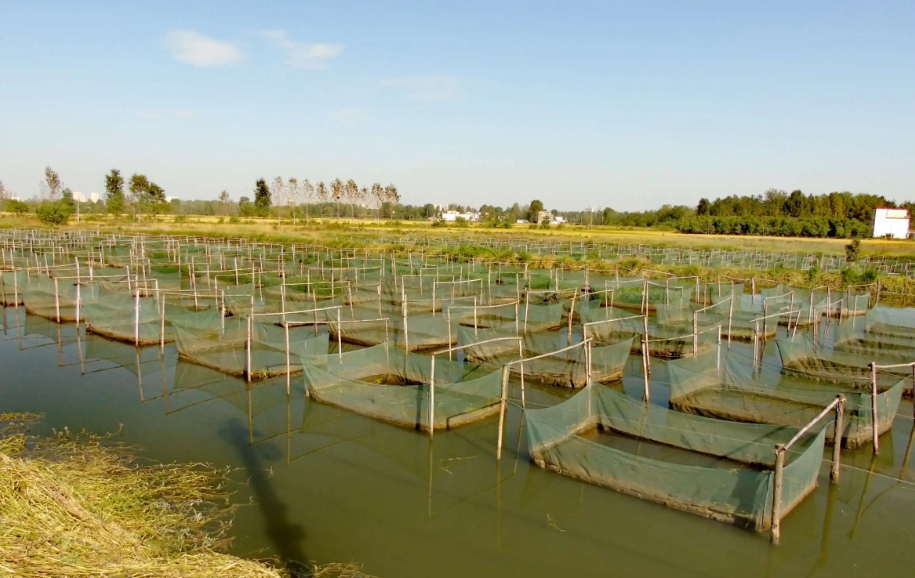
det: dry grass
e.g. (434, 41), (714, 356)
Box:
(0, 414), (376, 578)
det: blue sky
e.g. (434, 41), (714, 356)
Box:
(1, 1), (913, 210)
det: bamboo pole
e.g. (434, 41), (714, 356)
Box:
(134, 288), (140, 346)
(429, 355), (435, 438)
(246, 314), (252, 383)
(870, 362), (880, 454)
(831, 396), (845, 482)
(159, 292), (166, 352)
(770, 445), (786, 544)
(496, 366), (509, 459)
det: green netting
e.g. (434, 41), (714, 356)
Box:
(20, 276), (81, 321)
(658, 296), (778, 341)
(81, 287), (220, 345)
(525, 383), (827, 530)
(777, 334), (913, 387)
(667, 349), (904, 448)
(864, 306), (915, 339)
(520, 302), (563, 332)
(174, 319), (329, 378)
(0, 271), (27, 305)
(456, 325), (632, 388)
(300, 343), (501, 431)
(833, 317), (915, 362)
(580, 303), (719, 359)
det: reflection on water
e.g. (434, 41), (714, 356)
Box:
(2, 304), (915, 578)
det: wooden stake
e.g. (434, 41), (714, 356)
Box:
(831, 396), (845, 482)
(771, 445), (785, 544)
(870, 362), (879, 454)
(496, 366), (509, 459)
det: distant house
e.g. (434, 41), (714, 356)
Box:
(441, 210), (480, 222)
(872, 208), (909, 239)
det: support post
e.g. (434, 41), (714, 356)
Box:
(429, 355), (435, 438)
(831, 396), (845, 482)
(496, 365), (509, 459)
(159, 292), (166, 353)
(246, 314), (252, 383)
(870, 362), (879, 454)
(134, 288), (140, 346)
(54, 278), (61, 323)
(771, 445), (786, 544)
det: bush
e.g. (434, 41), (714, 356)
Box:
(228, 216), (240, 224)
(36, 201), (70, 226)
(454, 217), (470, 228)
(6, 200), (30, 215)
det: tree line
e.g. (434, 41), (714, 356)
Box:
(234, 177), (400, 220)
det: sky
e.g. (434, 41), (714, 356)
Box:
(1, 1), (914, 210)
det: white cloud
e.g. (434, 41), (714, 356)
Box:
(380, 76), (463, 102)
(329, 108), (369, 126)
(262, 30), (342, 69)
(162, 30), (242, 67)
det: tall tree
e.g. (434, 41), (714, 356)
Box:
(288, 178), (299, 224)
(302, 179), (314, 221)
(527, 199), (545, 223)
(331, 178), (344, 218)
(105, 169), (126, 216)
(345, 179), (358, 218)
(42, 166), (62, 200)
(218, 190), (232, 216)
(371, 183), (384, 218)
(238, 196), (255, 217)
(145, 182), (169, 216)
(359, 187), (369, 219)
(316, 181), (328, 217)
(253, 179), (271, 218)
(383, 184), (399, 219)
(128, 174), (151, 221)
(270, 176), (285, 219)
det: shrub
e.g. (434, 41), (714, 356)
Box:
(228, 216), (240, 224)
(36, 201), (70, 226)
(7, 200), (29, 215)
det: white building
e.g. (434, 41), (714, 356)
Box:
(441, 210), (480, 222)
(872, 208), (909, 239)
(90, 192), (100, 203)
(73, 191), (88, 202)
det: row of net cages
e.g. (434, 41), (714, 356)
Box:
(6, 231), (915, 545)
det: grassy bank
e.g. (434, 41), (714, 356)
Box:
(4, 212), (915, 257)
(0, 414), (374, 578)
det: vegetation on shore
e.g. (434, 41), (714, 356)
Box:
(0, 413), (374, 577)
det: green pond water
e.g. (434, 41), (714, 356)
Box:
(1, 307), (913, 577)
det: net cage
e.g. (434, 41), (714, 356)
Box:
(456, 325), (632, 388)
(776, 333), (914, 388)
(667, 349), (903, 449)
(82, 288), (223, 345)
(524, 382), (827, 530)
(580, 303), (720, 359)
(174, 317), (329, 379)
(832, 313), (915, 365)
(300, 343), (502, 431)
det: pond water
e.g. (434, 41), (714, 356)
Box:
(1, 306), (914, 577)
